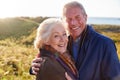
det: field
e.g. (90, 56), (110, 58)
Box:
(0, 17), (120, 80)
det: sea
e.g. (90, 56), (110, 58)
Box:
(87, 17), (120, 25)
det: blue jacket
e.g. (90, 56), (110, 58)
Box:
(67, 25), (120, 80)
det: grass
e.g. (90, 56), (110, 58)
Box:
(0, 39), (37, 80)
(0, 17), (39, 80)
(0, 17), (120, 80)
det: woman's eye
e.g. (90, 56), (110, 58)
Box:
(63, 33), (67, 36)
(54, 35), (59, 38)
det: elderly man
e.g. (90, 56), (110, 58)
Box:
(30, 1), (120, 80)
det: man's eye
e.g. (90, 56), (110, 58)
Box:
(66, 18), (72, 22)
(76, 16), (81, 20)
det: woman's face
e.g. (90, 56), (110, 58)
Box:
(47, 24), (68, 53)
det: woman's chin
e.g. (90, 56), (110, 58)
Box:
(58, 50), (66, 54)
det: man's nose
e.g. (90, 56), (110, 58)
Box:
(71, 19), (77, 25)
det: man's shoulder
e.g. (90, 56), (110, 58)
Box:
(87, 27), (114, 46)
(87, 25), (113, 42)
(96, 32), (113, 42)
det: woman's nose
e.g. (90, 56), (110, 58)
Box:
(60, 36), (64, 41)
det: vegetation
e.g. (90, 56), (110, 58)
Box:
(0, 17), (120, 80)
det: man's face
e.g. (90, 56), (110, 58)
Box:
(63, 7), (87, 40)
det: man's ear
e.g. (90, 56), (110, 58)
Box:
(84, 14), (87, 21)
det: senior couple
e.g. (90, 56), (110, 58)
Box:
(30, 1), (120, 80)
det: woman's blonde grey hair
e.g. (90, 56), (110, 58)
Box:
(63, 1), (87, 16)
(34, 18), (64, 50)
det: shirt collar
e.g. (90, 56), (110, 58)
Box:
(74, 36), (81, 43)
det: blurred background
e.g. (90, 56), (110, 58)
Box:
(0, 0), (120, 80)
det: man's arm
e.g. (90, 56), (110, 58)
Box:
(29, 57), (44, 75)
(102, 40), (120, 79)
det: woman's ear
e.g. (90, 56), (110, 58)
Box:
(44, 41), (50, 45)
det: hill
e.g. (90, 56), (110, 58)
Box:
(0, 17), (49, 80)
(0, 17), (39, 40)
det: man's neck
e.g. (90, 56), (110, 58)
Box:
(73, 36), (81, 42)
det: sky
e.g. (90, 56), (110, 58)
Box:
(0, 0), (120, 18)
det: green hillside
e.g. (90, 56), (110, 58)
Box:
(0, 17), (43, 80)
(0, 17), (39, 40)
(0, 17), (120, 80)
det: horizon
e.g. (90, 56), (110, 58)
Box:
(1, 16), (120, 25)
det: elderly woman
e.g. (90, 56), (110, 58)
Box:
(34, 18), (78, 80)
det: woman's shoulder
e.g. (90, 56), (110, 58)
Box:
(36, 56), (66, 80)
